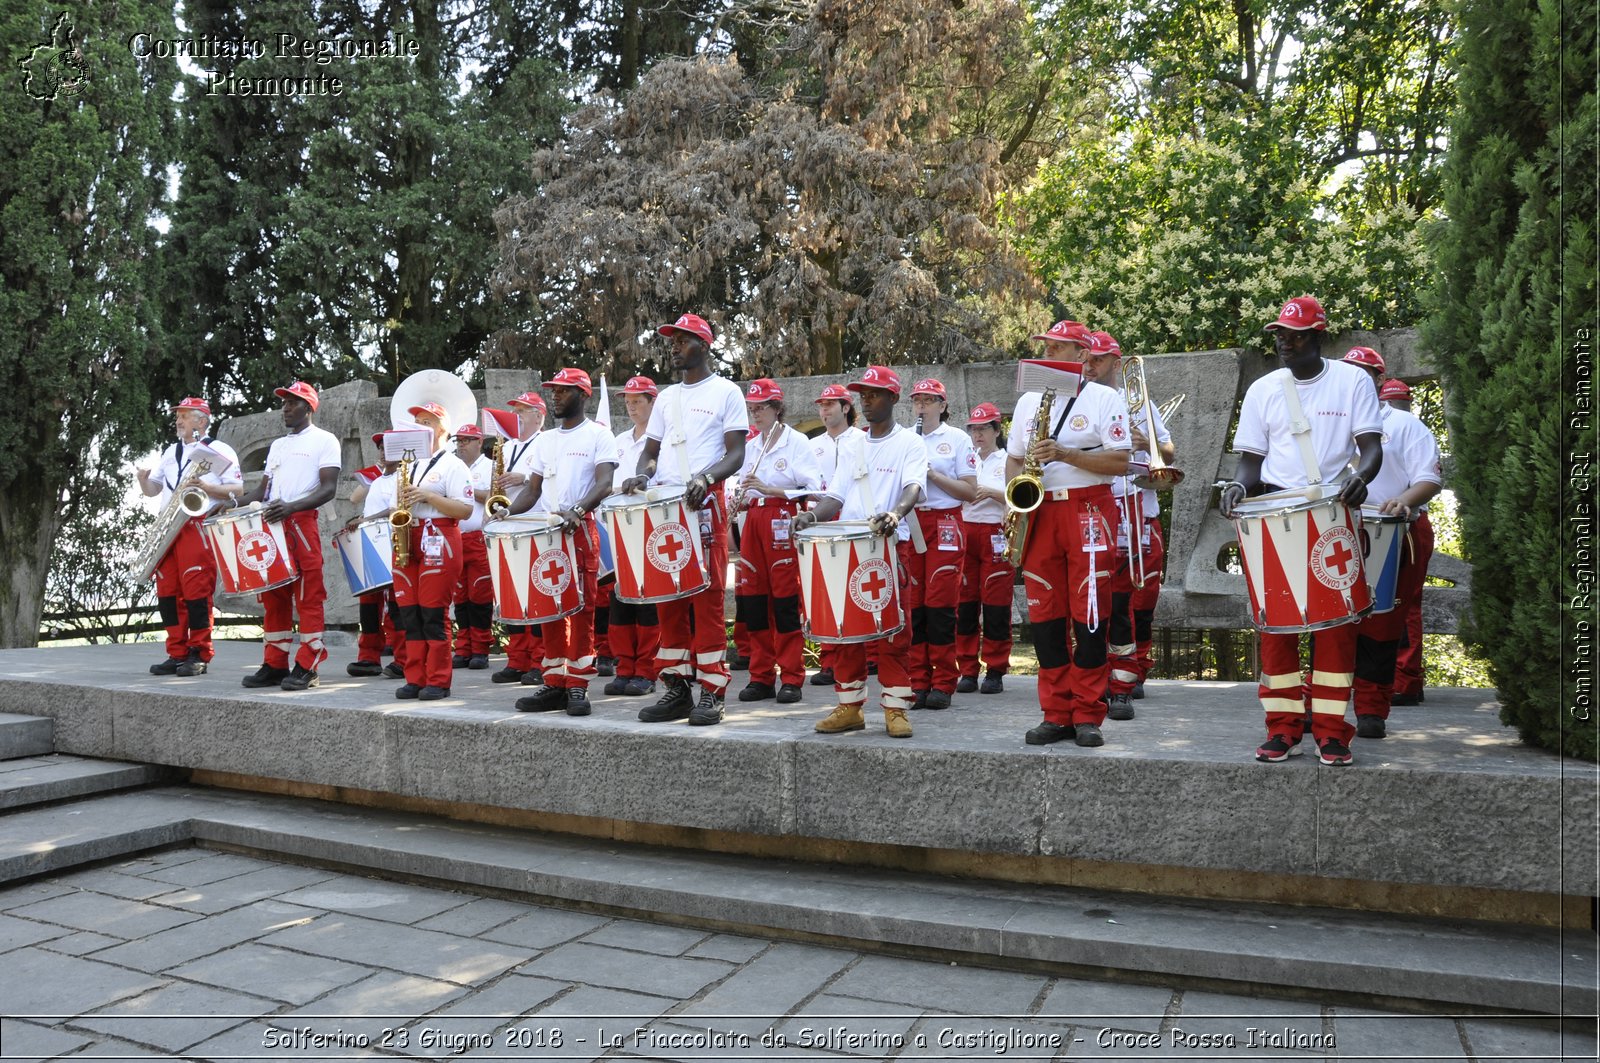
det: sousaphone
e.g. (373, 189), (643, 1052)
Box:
(390, 369), (479, 444)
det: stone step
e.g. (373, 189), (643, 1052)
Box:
(0, 755), (174, 812)
(0, 712), (52, 760)
(0, 785), (1591, 1017)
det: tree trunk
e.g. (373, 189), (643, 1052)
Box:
(0, 481), (63, 648)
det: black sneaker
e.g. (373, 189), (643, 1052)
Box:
(418, 686), (450, 701)
(738, 681), (776, 703)
(566, 688), (592, 717)
(688, 688), (725, 726)
(596, 657), (617, 677)
(520, 668), (545, 686)
(1132, 680), (1147, 700)
(866, 661), (878, 675)
(912, 689), (929, 710)
(491, 665), (525, 683)
(1255, 734), (1304, 762)
(451, 654), (470, 669)
(1356, 714), (1387, 739)
(955, 675), (978, 694)
(347, 660), (383, 677)
(395, 683), (421, 700)
(280, 666), (319, 691)
(603, 674), (629, 696)
(639, 677), (693, 722)
(622, 676), (656, 697)
(149, 656), (185, 676)
(1106, 693), (1135, 721)
(979, 672), (1004, 694)
(1391, 691), (1424, 706)
(1073, 723), (1105, 747)
(516, 685), (566, 712)
(382, 662), (405, 679)
(242, 665), (290, 689)
(776, 683), (803, 704)
(809, 668), (835, 687)
(175, 657), (208, 677)
(1025, 721), (1075, 745)
(467, 654), (490, 670)
(730, 654), (750, 671)
(923, 689), (951, 711)
(1317, 736), (1354, 766)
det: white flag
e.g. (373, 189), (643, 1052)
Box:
(596, 374), (611, 429)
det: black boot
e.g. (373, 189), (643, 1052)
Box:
(638, 676), (693, 722)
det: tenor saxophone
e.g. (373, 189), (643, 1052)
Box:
(391, 454), (413, 568)
(1002, 387), (1055, 567)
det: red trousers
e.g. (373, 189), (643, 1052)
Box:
(261, 511), (328, 672)
(906, 507), (964, 693)
(506, 624), (544, 670)
(356, 589), (401, 664)
(831, 542), (915, 710)
(542, 519), (601, 689)
(1393, 512), (1434, 698)
(452, 530), (494, 657)
(956, 518), (1013, 678)
(1021, 487), (1116, 726)
(1108, 512), (1165, 695)
(1354, 513), (1434, 718)
(1259, 623), (1357, 743)
(393, 519), (463, 689)
(656, 486), (731, 695)
(607, 588), (659, 679)
(154, 518), (218, 661)
(735, 501), (805, 687)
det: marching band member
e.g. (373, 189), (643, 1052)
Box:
(618, 313), (748, 727)
(1220, 296), (1383, 766)
(907, 379), (979, 710)
(955, 402), (1013, 695)
(137, 397), (243, 677)
(1342, 349), (1441, 736)
(450, 424), (495, 670)
(492, 391), (547, 686)
(1081, 330), (1176, 721)
(1379, 378), (1433, 704)
(807, 384), (858, 688)
(236, 382), (340, 691)
(604, 376), (663, 697)
(391, 401), (474, 700)
(793, 365), (926, 738)
(503, 368), (619, 717)
(733, 379), (823, 704)
(1011, 322), (1132, 748)
(344, 434), (403, 678)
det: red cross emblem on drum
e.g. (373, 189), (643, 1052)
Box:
(848, 558), (894, 613)
(238, 531), (278, 574)
(531, 548), (572, 597)
(646, 523), (693, 574)
(1310, 525), (1361, 591)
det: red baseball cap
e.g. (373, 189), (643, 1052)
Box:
(1084, 331), (1120, 356)
(966, 402), (1002, 425)
(658, 313), (715, 345)
(744, 378), (783, 403)
(1030, 320), (1091, 346)
(408, 401), (449, 424)
(273, 381), (319, 411)
(454, 424), (484, 439)
(815, 384), (852, 404)
(370, 431), (386, 446)
(1342, 346), (1387, 373)
(1379, 379), (1413, 401)
(622, 375), (658, 396)
(847, 365), (902, 396)
(173, 396), (211, 415)
(1265, 296), (1328, 331)
(508, 391), (546, 411)
(910, 378), (947, 398)
(542, 367), (593, 395)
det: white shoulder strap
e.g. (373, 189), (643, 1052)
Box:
(1278, 373), (1323, 485)
(667, 386), (693, 483)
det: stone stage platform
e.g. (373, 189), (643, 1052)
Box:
(1, 643), (1592, 930)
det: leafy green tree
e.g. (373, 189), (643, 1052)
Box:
(0, 6), (178, 646)
(1425, 0), (1595, 759)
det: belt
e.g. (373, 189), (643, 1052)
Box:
(1044, 486), (1111, 502)
(915, 504), (962, 512)
(414, 517), (460, 529)
(748, 496), (800, 509)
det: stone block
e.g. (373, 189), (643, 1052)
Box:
(516, 940), (734, 997)
(272, 970), (471, 1042)
(0, 947), (163, 1020)
(1035, 977), (1174, 1033)
(826, 953), (1048, 1015)
(88, 898), (322, 972)
(0, 759), (172, 811)
(260, 912), (532, 985)
(276, 873), (475, 925)
(0, 684), (114, 758)
(77, 982), (277, 1053)
(675, 941), (856, 1036)
(169, 943), (374, 1004)
(0, 1018), (93, 1060)
(0, 713), (52, 759)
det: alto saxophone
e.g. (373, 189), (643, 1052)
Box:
(486, 438), (510, 517)
(1002, 387), (1055, 566)
(391, 453), (414, 567)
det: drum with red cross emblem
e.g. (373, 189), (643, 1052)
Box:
(1232, 487), (1373, 633)
(484, 516), (584, 623)
(598, 486), (709, 604)
(203, 504), (300, 596)
(795, 521), (905, 644)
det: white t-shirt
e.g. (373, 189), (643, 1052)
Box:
(1112, 397), (1174, 519)
(963, 450), (1007, 524)
(362, 470), (397, 519)
(532, 418), (620, 511)
(405, 448), (475, 522)
(155, 437), (243, 514)
(1367, 405), (1443, 508)
(646, 375), (748, 485)
(919, 422), (978, 509)
(822, 425), (928, 541)
(503, 433), (545, 514)
(461, 454), (493, 534)
(266, 424), (342, 505)
(1233, 361), (1383, 489)
(810, 428), (853, 495)
(1007, 382), (1132, 490)
(616, 425), (654, 488)
(740, 423), (823, 494)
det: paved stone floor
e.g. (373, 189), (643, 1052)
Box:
(0, 848), (1592, 1062)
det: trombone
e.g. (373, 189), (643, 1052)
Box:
(1121, 355), (1185, 491)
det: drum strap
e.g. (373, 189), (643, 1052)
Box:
(667, 386), (693, 486)
(1278, 374), (1323, 486)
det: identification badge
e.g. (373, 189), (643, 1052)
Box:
(1079, 512), (1107, 553)
(420, 521), (445, 565)
(1116, 525), (1130, 552)
(698, 504), (714, 546)
(773, 518), (792, 546)
(990, 533), (1008, 558)
(937, 516), (960, 552)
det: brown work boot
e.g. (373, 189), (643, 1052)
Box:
(814, 704), (865, 734)
(884, 707), (913, 739)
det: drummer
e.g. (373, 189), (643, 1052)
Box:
(1219, 296), (1383, 766)
(450, 424), (495, 671)
(492, 391), (548, 686)
(1378, 378), (1432, 704)
(136, 396), (243, 678)
(391, 401), (475, 700)
(344, 434), (404, 680)
(955, 401), (1013, 695)
(1341, 348), (1441, 737)
(792, 365), (927, 739)
(806, 384), (858, 689)
(733, 379), (823, 705)
(502, 368), (619, 717)
(604, 376), (663, 697)
(617, 313), (748, 727)
(235, 381), (341, 691)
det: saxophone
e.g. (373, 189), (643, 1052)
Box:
(135, 460), (213, 581)
(391, 454), (414, 567)
(486, 438), (510, 517)
(1002, 387), (1055, 566)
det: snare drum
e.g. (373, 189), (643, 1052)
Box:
(795, 521), (904, 644)
(599, 487), (708, 604)
(202, 504), (300, 596)
(1359, 507), (1406, 615)
(333, 516), (395, 597)
(1232, 487), (1372, 633)
(484, 517), (583, 624)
